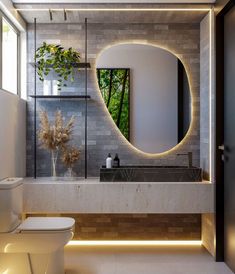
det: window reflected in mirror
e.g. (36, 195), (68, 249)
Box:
(97, 68), (130, 140)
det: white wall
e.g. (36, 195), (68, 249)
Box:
(0, 90), (26, 180)
(0, 0), (26, 180)
(97, 43), (178, 153)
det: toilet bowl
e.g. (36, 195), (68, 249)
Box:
(0, 178), (75, 274)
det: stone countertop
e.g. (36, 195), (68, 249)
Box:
(22, 177), (214, 214)
(23, 177), (212, 185)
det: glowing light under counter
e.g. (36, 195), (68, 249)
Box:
(67, 240), (202, 246)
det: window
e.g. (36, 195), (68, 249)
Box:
(1, 16), (19, 95)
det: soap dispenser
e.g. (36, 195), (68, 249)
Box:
(113, 153), (120, 168)
(106, 153), (112, 168)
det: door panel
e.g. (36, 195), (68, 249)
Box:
(224, 5), (235, 272)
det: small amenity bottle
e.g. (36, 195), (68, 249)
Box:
(113, 153), (120, 168)
(106, 153), (112, 168)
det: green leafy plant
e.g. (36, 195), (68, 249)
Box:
(35, 42), (81, 90)
(97, 68), (130, 140)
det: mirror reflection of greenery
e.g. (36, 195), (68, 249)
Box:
(97, 69), (130, 140)
(2, 19), (11, 40)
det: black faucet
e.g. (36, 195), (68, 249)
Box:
(176, 152), (193, 168)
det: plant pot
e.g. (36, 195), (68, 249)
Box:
(43, 80), (51, 95)
(52, 80), (59, 95)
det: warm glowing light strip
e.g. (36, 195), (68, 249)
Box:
(67, 240), (202, 246)
(94, 41), (194, 157)
(92, 8), (213, 160)
(209, 9), (213, 182)
(16, 8), (211, 12)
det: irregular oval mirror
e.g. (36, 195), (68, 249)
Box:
(96, 44), (191, 154)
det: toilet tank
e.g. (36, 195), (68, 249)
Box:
(0, 178), (23, 232)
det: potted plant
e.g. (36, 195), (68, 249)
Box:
(35, 42), (81, 90)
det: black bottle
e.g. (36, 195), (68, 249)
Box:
(113, 153), (120, 168)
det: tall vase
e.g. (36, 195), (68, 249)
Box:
(51, 149), (59, 179)
(64, 167), (77, 181)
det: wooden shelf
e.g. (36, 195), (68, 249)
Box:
(29, 95), (90, 99)
(29, 62), (91, 69)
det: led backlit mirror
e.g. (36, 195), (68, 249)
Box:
(96, 44), (191, 154)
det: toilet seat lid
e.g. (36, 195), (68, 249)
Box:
(18, 217), (75, 232)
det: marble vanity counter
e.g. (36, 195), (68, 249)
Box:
(22, 178), (214, 214)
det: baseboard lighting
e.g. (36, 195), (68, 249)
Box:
(67, 240), (202, 246)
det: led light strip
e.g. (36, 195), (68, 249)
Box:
(16, 8), (211, 12)
(94, 41), (195, 157)
(91, 9), (214, 169)
(67, 240), (202, 246)
(209, 9), (213, 182)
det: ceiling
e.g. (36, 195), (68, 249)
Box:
(12, 0), (215, 3)
(14, 3), (211, 24)
(16, 10), (210, 24)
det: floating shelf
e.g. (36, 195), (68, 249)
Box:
(31, 18), (89, 179)
(29, 95), (91, 99)
(29, 62), (91, 69)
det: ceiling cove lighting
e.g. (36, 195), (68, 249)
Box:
(16, 8), (211, 11)
(67, 240), (202, 246)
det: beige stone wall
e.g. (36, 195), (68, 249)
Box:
(26, 213), (201, 240)
(202, 213), (215, 256)
(200, 12), (216, 257)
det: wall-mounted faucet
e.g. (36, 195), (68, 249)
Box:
(176, 152), (193, 168)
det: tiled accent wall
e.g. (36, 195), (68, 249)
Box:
(26, 213), (201, 240)
(26, 21), (200, 177)
(200, 14), (210, 180)
(200, 13), (216, 257)
(202, 213), (215, 256)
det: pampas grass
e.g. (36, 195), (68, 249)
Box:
(61, 146), (80, 168)
(38, 110), (75, 151)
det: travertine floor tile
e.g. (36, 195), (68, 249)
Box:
(65, 245), (233, 274)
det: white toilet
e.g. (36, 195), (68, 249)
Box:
(0, 178), (75, 274)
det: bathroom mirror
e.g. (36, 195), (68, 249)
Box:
(96, 44), (191, 154)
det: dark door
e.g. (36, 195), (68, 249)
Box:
(224, 5), (235, 271)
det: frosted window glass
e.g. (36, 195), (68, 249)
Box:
(2, 18), (18, 94)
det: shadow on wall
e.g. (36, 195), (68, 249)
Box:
(0, 90), (26, 179)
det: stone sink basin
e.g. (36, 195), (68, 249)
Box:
(100, 166), (202, 182)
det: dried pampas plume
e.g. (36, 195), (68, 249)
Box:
(61, 146), (80, 168)
(38, 110), (75, 151)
